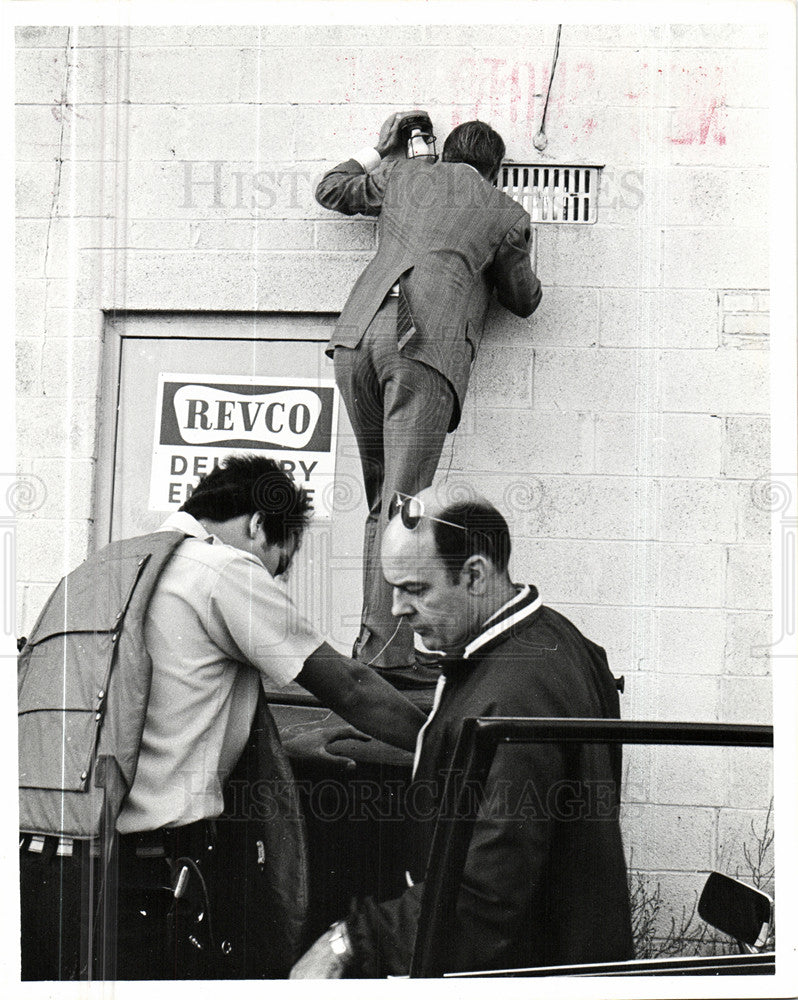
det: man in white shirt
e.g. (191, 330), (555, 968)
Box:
(19, 455), (425, 981)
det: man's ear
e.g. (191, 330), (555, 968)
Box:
(248, 513), (261, 540)
(462, 555), (489, 595)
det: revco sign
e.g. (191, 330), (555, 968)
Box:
(148, 374), (340, 517)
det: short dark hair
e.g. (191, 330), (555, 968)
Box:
(181, 454), (313, 545)
(431, 500), (512, 583)
(442, 120), (506, 180)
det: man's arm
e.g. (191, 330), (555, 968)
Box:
(314, 157), (393, 217)
(487, 215), (542, 318)
(295, 641), (425, 751)
(314, 109), (425, 216)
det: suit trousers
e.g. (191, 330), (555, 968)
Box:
(334, 298), (454, 668)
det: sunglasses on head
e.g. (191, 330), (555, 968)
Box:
(388, 492), (467, 531)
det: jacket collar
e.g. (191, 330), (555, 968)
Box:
(441, 585), (543, 675)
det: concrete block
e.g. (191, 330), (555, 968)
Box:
(314, 221), (376, 252)
(15, 219), (49, 277)
(724, 611), (773, 676)
(723, 415), (769, 479)
(126, 47), (246, 104)
(34, 103), (119, 164)
(531, 107), (656, 170)
(68, 45), (121, 104)
(127, 220), (192, 249)
(243, 47), (357, 105)
(44, 308), (102, 340)
(16, 339), (42, 396)
(668, 24), (768, 48)
(515, 474), (656, 541)
(452, 410), (594, 476)
(509, 539), (638, 606)
(664, 168), (768, 229)
(736, 481), (771, 544)
(659, 348), (769, 415)
(725, 544), (771, 611)
(668, 108), (770, 167)
(15, 518), (91, 585)
(599, 288), (719, 349)
(126, 26), (261, 47)
(623, 803), (716, 870)
(99, 249), (372, 312)
(559, 25), (667, 47)
(722, 313), (769, 336)
(125, 104), (291, 163)
(533, 348), (651, 413)
(115, 159), (323, 222)
(42, 217), (107, 277)
(468, 343), (534, 410)
(355, 46), (471, 105)
(536, 226), (654, 289)
(510, 287), (598, 347)
(426, 25), (551, 46)
(29, 458), (95, 521)
(658, 479), (738, 543)
(647, 673), (721, 722)
(16, 160), (58, 217)
(256, 25), (427, 48)
(16, 47), (67, 104)
(716, 806), (774, 884)
(757, 292), (769, 311)
(559, 46), (658, 109)
(554, 603), (653, 674)
(687, 50), (769, 109)
(41, 338), (102, 398)
(726, 748), (774, 810)
(15, 26), (70, 47)
(17, 396), (98, 460)
(645, 542), (725, 608)
(720, 675), (772, 724)
(650, 747), (729, 806)
(653, 608), (726, 675)
(663, 227), (768, 288)
(16, 278), (47, 339)
(189, 220), (316, 251)
(723, 292), (757, 312)
(595, 413), (723, 478)
(52, 161), (111, 218)
(622, 744), (655, 805)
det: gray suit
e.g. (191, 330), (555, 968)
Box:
(316, 156), (542, 668)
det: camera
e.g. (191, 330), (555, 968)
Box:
(399, 113), (437, 160)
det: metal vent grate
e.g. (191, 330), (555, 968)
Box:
(498, 163), (603, 224)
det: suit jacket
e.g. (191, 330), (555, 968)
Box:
(315, 157), (542, 430)
(346, 593), (634, 976)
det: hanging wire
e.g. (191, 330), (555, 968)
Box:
(533, 25), (563, 152)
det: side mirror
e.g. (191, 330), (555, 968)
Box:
(698, 871), (773, 950)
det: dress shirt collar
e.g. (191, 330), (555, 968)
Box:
(157, 510), (215, 542)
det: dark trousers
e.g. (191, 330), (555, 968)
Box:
(19, 820), (271, 981)
(334, 298), (454, 668)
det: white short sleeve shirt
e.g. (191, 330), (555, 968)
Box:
(116, 511), (324, 833)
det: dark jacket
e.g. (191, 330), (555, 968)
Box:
(315, 157), (542, 429)
(347, 596), (634, 976)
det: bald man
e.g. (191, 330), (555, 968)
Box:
(291, 490), (633, 978)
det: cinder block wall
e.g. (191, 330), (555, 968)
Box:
(15, 22), (773, 932)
